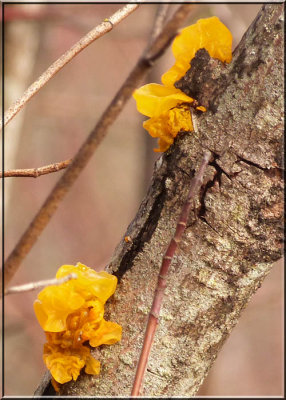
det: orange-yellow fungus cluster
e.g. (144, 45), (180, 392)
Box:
(34, 263), (122, 390)
(143, 104), (193, 153)
(133, 16), (232, 152)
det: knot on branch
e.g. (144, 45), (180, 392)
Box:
(175, 48), (229, 113)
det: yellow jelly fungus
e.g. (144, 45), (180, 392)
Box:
(196, 105), (207, 112)
(133, 83), (194, 118)
(133, 16), (232, 152)
(34, 263), (122, 391)
(56, 264), (118, 304)
(34, 263), (118, 332)
(89, 318), (123, 347)
(143, 105), (193, 152)
(161, 16), (232, 88)
(124, 236), (132, 243)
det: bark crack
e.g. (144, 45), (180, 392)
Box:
(114, 176), (167, 282)
(198, 155), (229, 219)
(235, 154), (266, 171)
(146, 368), (166, 380)
(200, 216), (221, 236)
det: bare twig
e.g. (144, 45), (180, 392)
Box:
(3, 4), (194, 291)
(148, 4), (170, 44)
(1, 3), (139, 130)
(0, 159), (71, 178)
(4, 272), (77, 295)
(131, 151), (212, 396)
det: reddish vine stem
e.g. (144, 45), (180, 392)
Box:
(131, 150), (212, 397)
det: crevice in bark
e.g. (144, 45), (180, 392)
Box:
(237, 159), (284, 181)
(198, 154), (232, 219)
(235, 155), (267, 171)
(198, 175), (218, 219)
(176, 164), (192, 179)
(113, 177), (167, 282)
(146, 368), (165, 379)
(200, 216), (221, 236)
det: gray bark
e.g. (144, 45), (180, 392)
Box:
(38, 4), (284, 396)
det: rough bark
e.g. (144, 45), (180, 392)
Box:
(39, 4), (283, 396)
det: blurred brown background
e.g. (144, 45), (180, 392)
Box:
(2, 3), (283, 396)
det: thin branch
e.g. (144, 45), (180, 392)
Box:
(3, 4), (194, 291)
(4, 273), (78, 295)
(131, 150), (212, 397)
(0, 159), (71, 178)
(1, 3), (139, 130)
(148, 4), (170, 45)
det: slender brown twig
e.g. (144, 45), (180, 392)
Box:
(4, 273), (78, 295)
(148, 4), (170, 45)
(0, 3), (139, 130)
(131, 150), (212, 396)
(0, 159), (72, 178)
(3, 4), (194, 291)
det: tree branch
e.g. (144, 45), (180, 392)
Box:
(148, 4), (170, 45)
(56, 4), (283, 396)
(1, 3), (139, 130)
(3, 4), (194, 290)
(0, 159), (71, 178)
(4, 273), (77, 295)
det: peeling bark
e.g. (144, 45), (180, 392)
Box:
(38, 4), (283, 396)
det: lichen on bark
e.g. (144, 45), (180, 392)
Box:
(37, 4), (283, 397)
